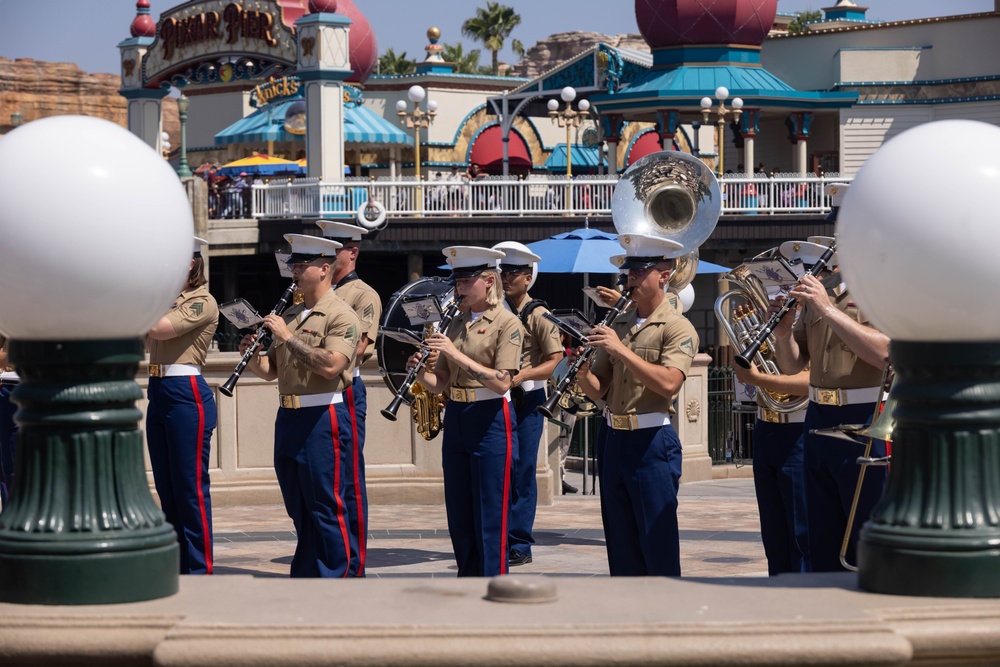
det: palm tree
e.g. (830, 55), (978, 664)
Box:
(377, 48), (416, 75)
(443, 42), (486, 75)
(461, 2), (521, 76)
(787, 10), (822, 34)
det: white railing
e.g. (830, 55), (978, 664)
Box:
(243, 173), (850, 221)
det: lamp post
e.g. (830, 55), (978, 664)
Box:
(838, 119), (1000, 598)
(10, 111), (23, 129)
(160, 131), (171, 160)
(547, 86), (590, 211)
(700, 86), (743, 177)
(176, 93), (192, 178)
(396, 85), (437, 215)
(0, 115), (192, 604)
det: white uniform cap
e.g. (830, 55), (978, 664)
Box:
(315, 220), (367, 242)
(824, 182), (850, 222)
(779, 239), (839, 269)
(613, 233), (684, 270)
(283, 233), (343, 264)
(808, 235), (835, 247)
(492, 241), (540, 289)
(443, 245), (505, 278)
(193, 236), (208, 255)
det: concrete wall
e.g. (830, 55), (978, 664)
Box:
(138, 352), (712, 506)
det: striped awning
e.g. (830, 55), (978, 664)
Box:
(214, 100), (411, 147)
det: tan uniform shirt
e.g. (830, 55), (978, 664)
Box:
(268, 288), (360, 395)
(591, 297), (699, 415)
(445, 303), (523, 389)
(148, 285), (219, 366)
(509, 295), (562, 372)
(335, 277), (382, 366)
(793, 282), (883, 389)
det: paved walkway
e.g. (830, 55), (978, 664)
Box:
(211, 474), (767, 579)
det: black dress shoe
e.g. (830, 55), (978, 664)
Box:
(562, 480), (578, 494)
(508, 549), (532, 566)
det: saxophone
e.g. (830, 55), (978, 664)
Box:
(410, 321), (447, 441)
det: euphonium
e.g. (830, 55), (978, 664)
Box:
(714, 255), (809, 414)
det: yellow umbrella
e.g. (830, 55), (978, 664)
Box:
(218, 153), (298, 176)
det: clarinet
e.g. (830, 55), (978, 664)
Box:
(734, 241), (837, 370)
(219, 281), (298, 397)
(538, 287), (634, 419)
(381, 295), (464, 421)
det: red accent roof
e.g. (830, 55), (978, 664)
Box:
(336, 0), (377, 83)
(627, 131), (664, 167)
(635, 0), (777, 48)
(130, 0), (156, 38)
(470, 126), (532, 173)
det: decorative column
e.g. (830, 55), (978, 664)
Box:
(118, 1), (166, 152)
(295, 5), (353, 180)
(740, 109), (761, 175)
(786, 112), (812, 174)
(837, 118), (1000, 598)
(0, 116), (193, 604)
(656, 109), (680, 151)
(600, 114), (624, 176)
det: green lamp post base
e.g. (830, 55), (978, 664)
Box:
(0, 339), (178, 605)
(858, 341), (1000, 598)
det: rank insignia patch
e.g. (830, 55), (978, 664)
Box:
(345, 324), (360, 346)
(510, 329), (521, 345)
(680, 336), (695, 357)
(191, 302), (204, 316)
(362, 304), (375, 322)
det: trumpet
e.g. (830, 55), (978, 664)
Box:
(538, 287), (633, 420)
(381, 295), (463, 421)
(219, 281), (297, 397)
(734, 241), (838, 370)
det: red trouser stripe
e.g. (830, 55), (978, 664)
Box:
(188, 375), (212, 574)
(327, 405), (351, 578)
(499, 398), (513, 575)
(345, 385), (366, 575)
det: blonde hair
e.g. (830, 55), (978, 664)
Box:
(483, 268), (503, 307)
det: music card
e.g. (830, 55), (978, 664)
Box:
(378, 327), (424, 347)
(400, 296), (443, 325)
(220, 299), (263, 330)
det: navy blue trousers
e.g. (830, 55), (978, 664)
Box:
(508, 386), (546, 557)
(601, 423), (683, 576)
(0, 385), (17, 505)
(442, 398), (515, 577)
(801, 401), (887, 572)
(146, 375), (216, 575)
(274, 401), (359, 578)
(344, 377), (368, 576)
(752, 418), (809, 575)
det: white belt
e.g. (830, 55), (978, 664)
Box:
(809, 385), (881, 406)
(519, 380), (544, 393)
(757, 407), (807, 424)
(279, 391), (345, 409)
(353, 368), (361, 378)
(605, 411), (671, 431)
(148, 363), (201, 378)
(449, 386), (511, 403)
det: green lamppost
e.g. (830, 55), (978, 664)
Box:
(0, 115), (192, 604)
(838, 119), (1000, 597)
(176, 93), (193, 178)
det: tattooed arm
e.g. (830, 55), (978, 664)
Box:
(261, 313), (350, 381)
(422, 332), (514, 395)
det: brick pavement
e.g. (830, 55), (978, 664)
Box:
(210, 476), (767, 579)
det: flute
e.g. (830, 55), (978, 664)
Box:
(219, 281), (298, 397)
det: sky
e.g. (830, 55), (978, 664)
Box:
(0, 0), (994, 76)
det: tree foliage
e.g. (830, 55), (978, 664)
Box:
(378, 48), (415, 75)
(787, 10), (823, 34)
(461, 2), (522, 76)
(443, 42), (490, 75)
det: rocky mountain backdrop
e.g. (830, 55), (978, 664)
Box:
(0, 57), (180, 151)
(511, 32), (648, 78)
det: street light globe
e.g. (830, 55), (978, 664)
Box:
(547, 99), (559, 112)
(427, 99), (438, 113)
(176, 93), (190, 114)
(700, 97), (713, 110)
(678, 284), (695, 314)
(161, 131), (170, 142)
(715, 86), (729, 101)
(578, 99), (591, 112)
(732, 98), (744, 110)
(837, 119), (1000, 341)
(560, 86), (576, 103)
(407, 85), (426, 103)
(0, 116), (192, 339)
(395, 99), (408, 113)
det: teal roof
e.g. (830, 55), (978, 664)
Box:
(543, 144), (602, 171)
(592, 65), (857, 111)
(215, 100), (412, 146)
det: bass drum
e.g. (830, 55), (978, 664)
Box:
(376, 276), (454, 395)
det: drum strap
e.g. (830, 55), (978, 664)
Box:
(511, 298), (548, 326)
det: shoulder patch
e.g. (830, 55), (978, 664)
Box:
(679, 336), (696, 357)
(362, 303), (375, 323)
(345, 323), (360, 347)
(191, 302), (204, 316)
(510, 329), (522, 345)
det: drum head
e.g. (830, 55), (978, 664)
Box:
(376, 276), (454, 394)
